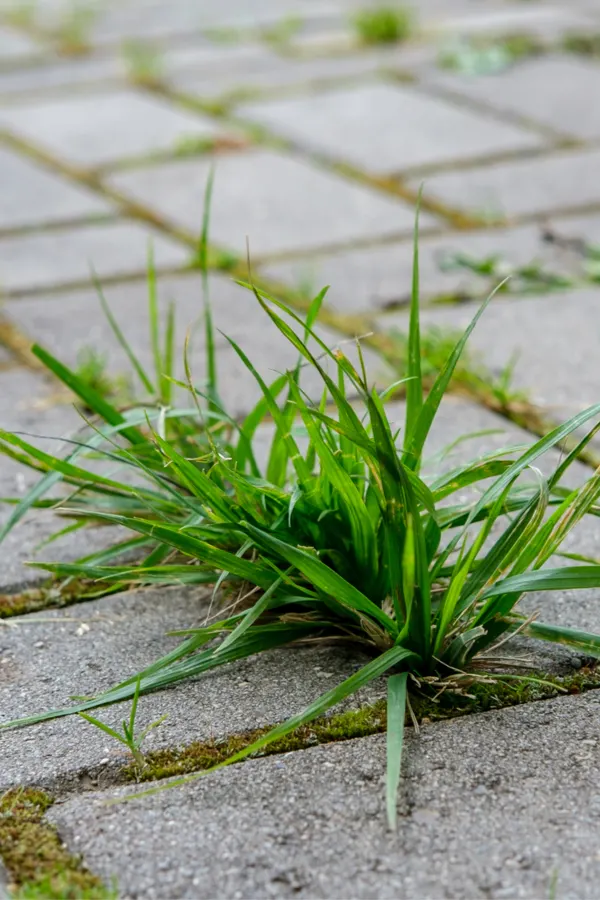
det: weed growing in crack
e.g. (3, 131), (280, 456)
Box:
(353, 6), (412, 45)
(74, 346), (132, 407)
(52, 0), (98, 55)
(121, 40), (164, 87)
(2, 186), (600, 829)
(4, 0), (38, 30)
(78, 676), (167, 775)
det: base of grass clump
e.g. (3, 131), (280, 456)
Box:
(0, 789), (110, 899)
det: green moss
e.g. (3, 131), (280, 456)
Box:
(0, 789), (110, 898)
(126, 667), (600, 783)
(0, 579), (120, 619)
(353, 7), (412, 45)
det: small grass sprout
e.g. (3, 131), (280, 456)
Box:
(78, 676), (166, 773)
(353, 6), (412, 45)
(52, 0), (98, 55)
(121, 40), (164, 87)
(2, 188), (600, 829)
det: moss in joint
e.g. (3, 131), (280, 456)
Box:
(0, 788), (110, 898)
(125, 667), (600, 783)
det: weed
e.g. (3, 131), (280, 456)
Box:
(79, 676), (166, 773)
(121, 40), (164, 87)
(52, 0), (98, 56)
(4, 0), (38, 30)
(353, 6), (412, 45)
(562, 32), (600, 58)
(74, 347), (132, 406)
(438, 33), (543, 74)
(174, 134), (248, 159)
(0, 788), (110, 897)
(261, 15), (303, 48)
(2, 190), (600, 830)
(438, 251), (575, 295)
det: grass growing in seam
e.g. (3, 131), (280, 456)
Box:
(3, 194), (600, 828)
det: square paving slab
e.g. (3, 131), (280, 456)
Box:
(410, 148), (600, 222)
(0, 88), (227, 168)
(47, 691), (600, 899)
(0, 220), (188, 294)
(423, 55), (600, 140)
(107, 150), (438, 256)
(237, 82), (544, 175)
(0, 145), (112, 231)
(260, 222), (575, 313)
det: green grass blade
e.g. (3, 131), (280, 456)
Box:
(119, 645), (420, 801)
(523, 621), (600, 658)
(147, 242), (163, 396)
(404, 191), (423, 452)
(481, 565), (600, 598)
(386, 672), (408, 830)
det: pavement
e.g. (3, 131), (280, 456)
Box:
(2, 0), (600, 897)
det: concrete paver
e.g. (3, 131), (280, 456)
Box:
(48, 690), (600, 899)
(0, 145), (112, 231)
(237, 82), (545, 175)
(0, 88), (229, 167)
(0, 221), (188, 294)
(107, 150), (439, 256)
(422, 55), (600, 140)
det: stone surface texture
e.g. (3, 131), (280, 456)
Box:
(1, 2), (600, 897)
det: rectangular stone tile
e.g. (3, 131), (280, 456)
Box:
(422, 55), (600, 140)
(48, 691), (600, 899)
(0, 88), (229, 168)
(0, 220), (188, 294)
(0, 587), (382, 790)
(237, 82), (545, 176)
(171, 47), (414, 101)
(0, 146), (112, 231)
(260, 222), (566, 313)
(410, 148), (600, 222)
(107, 150), (440, 257)
(2, 272), (393, 416)
(380, 286), (600, 422)
(0, 25), (43, 60)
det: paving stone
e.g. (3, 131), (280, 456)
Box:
(237, 82), (544, 176)
(172, 48), (396, 100)
(0, 366), (128, 590)
(0, 587), (382, 790)
(260, 222), (570, 313)
(423, 55), (600, 140)
(0, 220), (188, 294)
(107, 150), (440, 256)
(0, 145), (112, 231)
(0, 88), (228, 168)
(48, 690), (600, 899)
(411, 148), (600, 222)
(2, 272), (394, 418)
(429, 4), (596, 38)
(381, 285), (600, 423)
(0, 26), (43, 61)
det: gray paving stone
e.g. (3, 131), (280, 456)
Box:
(423, 55), (600, 140)
(1, 272), (394, 419)
(48, 690), (600, 899)
(0, 220), (188, 294)
(0, 26), (43, 61)
(0, 88), (227, 168)
(260, 222), (569, 313)
(0, 145), (112, 231)
(107, 150), (440, 256)
(430, 4), (596, 38)
(411, 148), (600, 222)
(0, 587), (385, 791)
(171, 47), (416, 101)
(237, 82), (544, 176)
(380, 285), (600, 423)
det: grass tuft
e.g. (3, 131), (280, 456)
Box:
(2, 189), (600, 828)
(353, 6), (412, 44)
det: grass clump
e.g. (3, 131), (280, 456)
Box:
(51, 0), (98, 55)
(2, 188), (600, 828)
(121, 40), (164, 87)
(0, 789), (110, 898)
(353, 6), (412, 45)
(438, 33), (543, 74)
